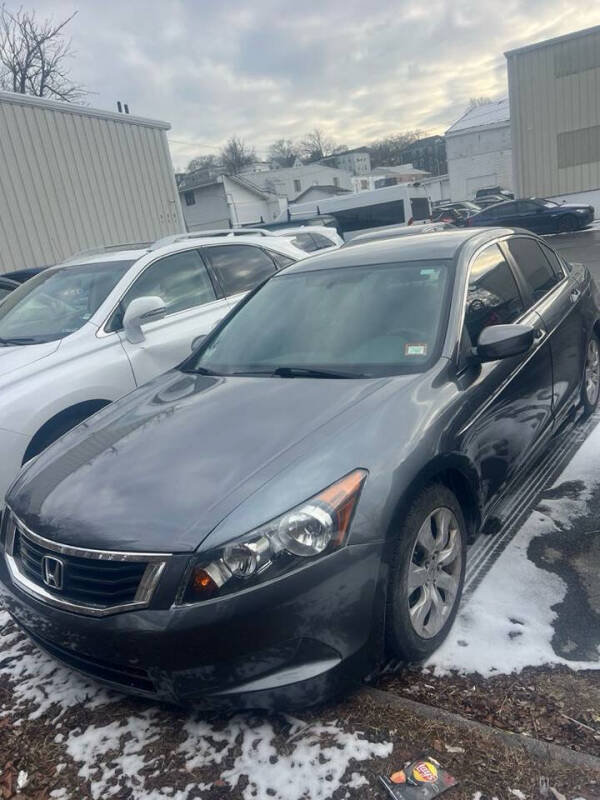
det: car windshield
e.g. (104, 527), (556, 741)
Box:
(186, 260), (452, 378)
(0, 259), (134, 344)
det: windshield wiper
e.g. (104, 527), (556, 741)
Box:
(183, 365), (221, 376)
(0, 337), (44, 346)
(272, 366), (364, 379)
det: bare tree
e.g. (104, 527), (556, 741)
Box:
(186, 154), (219, 173)
(220, 136), (257, 174)
(268, 138), (299, 167)
(0, 4), (86, 101)
(299, 128), (345, 162)
(465, 96), (493, 112)
(368, 131), (421, 168)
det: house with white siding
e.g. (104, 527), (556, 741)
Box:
(0, 89), (183, 272)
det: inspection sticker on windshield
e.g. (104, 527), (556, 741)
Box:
(405, 343), (428, 356)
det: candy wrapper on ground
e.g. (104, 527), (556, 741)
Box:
(379, 756), (458, 799)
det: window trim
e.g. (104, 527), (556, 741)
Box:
(99, 245), (223, 336)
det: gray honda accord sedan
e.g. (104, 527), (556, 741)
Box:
(1, 228), (599, 709)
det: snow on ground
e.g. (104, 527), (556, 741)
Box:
(428, 424), (600, 676)
(0, 610), (391, 799)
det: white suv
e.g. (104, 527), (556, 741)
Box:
(0, 230), (311, 505)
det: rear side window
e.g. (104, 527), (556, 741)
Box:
(540, 243), (566, 279)
(289, 233), (318, 252)
(490, 202), (516, 219)
(505, 237), (560, 301)
(269, 250), (296, 269)
(465, 244), (525, 344)
(410, 197), (430, 221)
(311, 233), (334, 250)
(204, 245), (277, 296)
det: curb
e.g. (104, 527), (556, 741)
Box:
(362, 686), (600, 772)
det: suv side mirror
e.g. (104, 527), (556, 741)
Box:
(123, 296), (166, 344)
(477, 324), (534, 362)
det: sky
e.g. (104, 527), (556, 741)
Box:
(23, 1), (600, 170)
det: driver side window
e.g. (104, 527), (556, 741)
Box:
(464, 244), (525, 345)
(108, 250), (216, 331)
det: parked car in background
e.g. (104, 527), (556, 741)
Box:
(0, 231), (307, 508)
(342, 221), (451, 247)
(2, 227), (598, 710)
(272, 226), (343, 253)
(475, 187), (514, 202)
(432, 202), (480, 226)
(4, 267), (47, 284)
(0, 277), (18, 303)
(468, 197), (594, 233)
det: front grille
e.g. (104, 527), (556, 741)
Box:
(3, 510), (170, 616)
(15, 530), (147, 606)
(23, 625), (155, 694)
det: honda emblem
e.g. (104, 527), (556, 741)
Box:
(42, 555), (64, 590)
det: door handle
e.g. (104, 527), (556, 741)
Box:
(570, 288), (581, 304)
(534, 327), (546, 341)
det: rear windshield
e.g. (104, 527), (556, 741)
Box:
(187, 260), (453, 378)
(0, 260), (133, 344)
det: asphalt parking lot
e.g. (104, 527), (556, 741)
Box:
(1, 230), (600, 800)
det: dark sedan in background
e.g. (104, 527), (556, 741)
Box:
(468, 197), (594, 233)
(1, 228), (599, 710)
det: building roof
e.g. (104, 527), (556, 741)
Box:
(178, 172), (278, 199)
(371, 165), (430, 176)
(0, 88), (170, 130)
(446, 98), (510, 135)
(291, 185), (351, 202)
(505, 24), (600, 58)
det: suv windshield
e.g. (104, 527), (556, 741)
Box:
(0, 259), (133, 344)
(187, 260), (452, 378)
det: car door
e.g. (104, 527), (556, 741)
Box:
(514, 200), (548, 233)
(504, 236), (586, 425)
(202, 243), (279, 309)
(455, 242), (554, 507)
(110, 248), (228, 386)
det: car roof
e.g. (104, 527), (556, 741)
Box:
(282, 227), (518, 273)
(55, 233), (303, 271)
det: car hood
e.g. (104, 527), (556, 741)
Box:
(0, 340), (60, 380)
(559, 203), (593, 212)
(8, 369), (396, 552)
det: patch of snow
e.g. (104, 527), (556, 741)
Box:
(347, 772), (368, 788)
(17, 770), (28, 790)
(509, 790), (527, 799)
(428, 424), (600, 676)
(0, 617), (116, 720)
(446, 98), (509, 134)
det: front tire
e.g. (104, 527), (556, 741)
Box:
(386, 484), (467, 662)
(557, 215), (578, 233)
(581, 332), (600, 416)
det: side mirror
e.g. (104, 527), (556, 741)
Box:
(477, 324), (535, 362)
(123, 296), (166, 344)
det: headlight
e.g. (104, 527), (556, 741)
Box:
(177, 469), (367, 604)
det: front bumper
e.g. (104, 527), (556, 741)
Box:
(0, 541), (384, 709)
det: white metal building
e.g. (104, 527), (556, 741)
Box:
(445, 99), (513, 201)
(0, 90), (183, 272)
(506, 25), (600, 204)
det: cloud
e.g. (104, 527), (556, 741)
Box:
(28, 0), (600, 169)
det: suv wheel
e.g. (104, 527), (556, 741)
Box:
(387, 484), (466, 662)
(582, 333), (600, 416)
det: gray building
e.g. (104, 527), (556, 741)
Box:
(506, 25), (600, 202)
(0, 90), (183, 272)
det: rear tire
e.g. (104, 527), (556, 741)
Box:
(557, 215), (578, 233)
(581, 332), (600, 416)
(386, 484), (467, 662)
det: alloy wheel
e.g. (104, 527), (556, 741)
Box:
(407, 506), (463, 639)
(585, 337), (600, 407)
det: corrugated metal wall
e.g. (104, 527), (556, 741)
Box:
(0, 91), (184, 272)
(507, 26), (600, 198)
